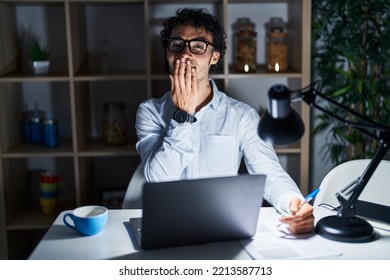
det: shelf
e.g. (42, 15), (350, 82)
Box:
(6, 205), (73, 231)
(0, 73), (70, 82)
(275, 142), (302, 154)
(78, 139), (138, 157)
(2, 141), (74, 158)
(228, 64), (302, 78)
(74, 72), (147, 81)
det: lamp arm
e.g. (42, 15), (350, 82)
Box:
(300, 88), (388, 139)
(336, 139), (389, 218)
(296, 86), (390, 218)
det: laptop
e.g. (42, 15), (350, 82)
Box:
(129, 174), (266, 250)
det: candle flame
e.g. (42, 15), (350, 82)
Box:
(244, 64), (249, 73)
(275, 63), (280, 72)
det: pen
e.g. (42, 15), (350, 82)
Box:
(300, 188), (320, 209)
(276, 188), (320, 227)
(275, 188), (320, 216)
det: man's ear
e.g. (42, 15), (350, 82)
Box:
(211, 51), (220, 65)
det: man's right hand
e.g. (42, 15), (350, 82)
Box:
(170, 58), (198, 114)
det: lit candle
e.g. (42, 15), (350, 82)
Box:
(244, 64), (249, 73)
(275, 62), (280, 72)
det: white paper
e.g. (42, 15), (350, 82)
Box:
(240, 214), (343, 260)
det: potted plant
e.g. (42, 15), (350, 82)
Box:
(311, 0), (390, 165)
(27, 39), (51, 75)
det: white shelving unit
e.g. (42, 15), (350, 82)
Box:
(0, 0), (311, 259)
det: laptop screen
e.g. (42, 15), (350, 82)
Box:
(131, 174), (266, 249)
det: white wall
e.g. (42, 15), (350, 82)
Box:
(310, 112), (334, 188)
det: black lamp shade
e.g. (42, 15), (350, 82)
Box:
(258, 109), (305, 146)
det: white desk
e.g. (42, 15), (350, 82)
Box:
(28, 207), (390, 260)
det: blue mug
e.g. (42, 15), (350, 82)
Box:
(63, 205), (108, 236)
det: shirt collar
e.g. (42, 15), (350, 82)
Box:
(208, 78), (222, 111)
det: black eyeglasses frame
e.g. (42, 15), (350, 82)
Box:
(164, 38), (215, 55)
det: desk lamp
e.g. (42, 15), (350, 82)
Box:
(258, 83), (390, 243)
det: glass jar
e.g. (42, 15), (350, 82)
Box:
(102, 102), (128, 146)
(265, 17), (288, 72)
(30, 116), (44, 145)
(43, 119), (59, 148)
(234, 18), (257, 73)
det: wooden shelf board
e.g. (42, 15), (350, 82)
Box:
(74, 72), (147, 81)
(6, 204), (73, 231)
(275, 142), (302, 154)
(228, 64), (302, 78)
(2, 141), (74, 158)
(78, 139), (138, 157)
(0, 72), (70, 82)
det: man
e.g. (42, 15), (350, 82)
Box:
(135, 8), (314, 234)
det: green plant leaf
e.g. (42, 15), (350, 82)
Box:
(330, 85), (352, 98)
(27, 40), (51, 61)
(312, 0), (390, 166)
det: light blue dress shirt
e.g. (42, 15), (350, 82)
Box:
(135, 79), (304, 213)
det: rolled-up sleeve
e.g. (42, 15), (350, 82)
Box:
(241, 109), (304, 214)
(136, 101), (195, 182)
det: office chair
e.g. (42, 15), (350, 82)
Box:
(121, 164), (146, 209)
(313, 159), (390, 220)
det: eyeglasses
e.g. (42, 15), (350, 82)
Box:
(165, 38), (214, 55)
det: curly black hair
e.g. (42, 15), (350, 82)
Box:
(160, 7), (227, 72)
